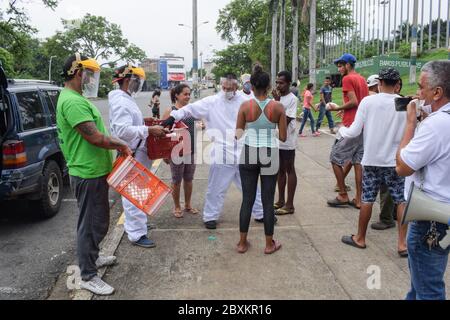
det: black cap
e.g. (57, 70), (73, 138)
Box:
(377, 68), (401, 81)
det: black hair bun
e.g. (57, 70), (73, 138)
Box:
(252, 63), (264, 75)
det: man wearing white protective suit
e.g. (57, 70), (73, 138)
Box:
(162, 74), (266, 230)
(109, 64), (168, 248)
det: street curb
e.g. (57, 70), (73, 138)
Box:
(47, 160), (163, 300)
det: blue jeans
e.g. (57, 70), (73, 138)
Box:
(406, 221), (450, 300)
(299, 108), (316, 134)
(316, 104), (335, 130)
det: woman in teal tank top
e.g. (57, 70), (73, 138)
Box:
(235, 64), (287, 255)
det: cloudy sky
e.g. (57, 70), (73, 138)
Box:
(25, 0), (232, 69)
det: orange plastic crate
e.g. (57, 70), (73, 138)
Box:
(107, 155), (171, 216)
(144, 118), (190, 160)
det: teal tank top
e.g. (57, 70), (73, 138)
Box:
(244, 98), (278, 148)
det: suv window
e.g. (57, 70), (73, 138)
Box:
(16, 91), (46, 131)
(42, 90), (59, 125)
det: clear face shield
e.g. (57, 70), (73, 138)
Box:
(127, 75), (145, 97)
(81, 69), (100, 98)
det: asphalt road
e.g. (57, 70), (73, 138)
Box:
(0, 89), (187, 300)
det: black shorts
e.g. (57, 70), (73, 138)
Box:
(279, 149), (296, 162)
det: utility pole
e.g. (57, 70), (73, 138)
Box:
(192, 0), (199, 86)
(394, 0), (398, 52)
(400, 0), (403, 40)
(410, 0), (419, 84)
(447, 0), (450, 59)
(49, 56), (57, 82)
(382, 1), (386, 54)
(429, 0), (433, 50)
(407, 0), (410, 43)
(437, 0), (442, 48)
(388, 0), (392, 52)
(420, 0), (424, 53)
(309, 0), (317, 87)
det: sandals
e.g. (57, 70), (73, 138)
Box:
(237, 241), (251, 254)
(184, 207), (200, 215)
(275, 208), (295, 216)
(265, 240), (282, 255)
(398, 250), (409, 258)
(274, 203), (285, 210)
(341, 235), (367, 249)
(173, 209), (184, 219)
(327, 198), (350, 207)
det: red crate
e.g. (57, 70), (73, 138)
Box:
(144, 118), (190, 160)
(107, 155), (171, 216)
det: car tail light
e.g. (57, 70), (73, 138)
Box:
(3, 140), (27, 169)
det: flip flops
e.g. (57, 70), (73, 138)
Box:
(341, 235), (367, 249)
(398, 250), (409, 258)
(184, 208), (200, 215)
(265, 240), (282, 255)
(274, 203), (285, 210)
(173, 209), (184, 219)
(327, 198), (350, 208)
(237, 241), (251, 254)
(275, 208), (295, 216)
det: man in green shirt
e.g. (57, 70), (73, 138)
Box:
(57, 54), (131, 296)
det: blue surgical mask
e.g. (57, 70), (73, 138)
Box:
(243, 83), (252, 94)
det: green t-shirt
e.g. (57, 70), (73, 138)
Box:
(56, 88), (113, 179)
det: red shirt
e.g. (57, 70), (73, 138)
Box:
(342, 72), (369, 127)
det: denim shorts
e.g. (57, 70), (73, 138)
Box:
(330, 133), (364, 166)
(362, 166), (406, 204)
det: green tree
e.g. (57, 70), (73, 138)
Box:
(212, 44), (253, 80)
(57, 14), (146, 65)
(0, 48), (15, 76)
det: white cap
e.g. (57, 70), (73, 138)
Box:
(367, 75), (380, 88)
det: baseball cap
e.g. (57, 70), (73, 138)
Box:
(334, 53), (357, 66)
(377, 68), (401, 81)
(367, 75), (380, 87)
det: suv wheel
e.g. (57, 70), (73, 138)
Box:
(36, 160), (63, 219)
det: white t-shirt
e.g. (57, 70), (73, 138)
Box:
(279, 93), (299, 150)
(339, 93), (406, 167)
(401, 103), (450, 204)
(238, 90), (255, 101)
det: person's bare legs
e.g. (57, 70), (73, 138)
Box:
(237, 233), (250, 253)
(353, 203), (374, 247)
(284, 160), (297, 211)
(396, 203), (408, 252)
(343, 162), (353, 179)
(276, 165), (287, 207)
(172, 183), (182, 217)
(354, 164), (363, 208)
(332, 163), (350, 202)
(183, 180), (194, 210)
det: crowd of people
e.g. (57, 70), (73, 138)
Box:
(55, 52), (450, 300)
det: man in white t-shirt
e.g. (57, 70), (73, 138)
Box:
(272, 71), (298, 216)
(339, 68), (408, 257)
(396, 60), (450, 300)
(239, 73), (256, 101)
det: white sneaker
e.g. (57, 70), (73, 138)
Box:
(95, 256), (117, 269)
(80, 276), (115, 296)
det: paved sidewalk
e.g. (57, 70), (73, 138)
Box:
(61, 129), (450, 300)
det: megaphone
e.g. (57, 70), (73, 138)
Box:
(403, 182), (450, 250)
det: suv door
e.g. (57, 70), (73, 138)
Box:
(15, 90), (53, 166)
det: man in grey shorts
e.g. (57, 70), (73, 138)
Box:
(326, 54), (368, 208)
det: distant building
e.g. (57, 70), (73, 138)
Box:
(203, 61), (216, 81)
(160, 53), (186, 89)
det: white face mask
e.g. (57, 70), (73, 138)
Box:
(224, 91), (236, 100)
